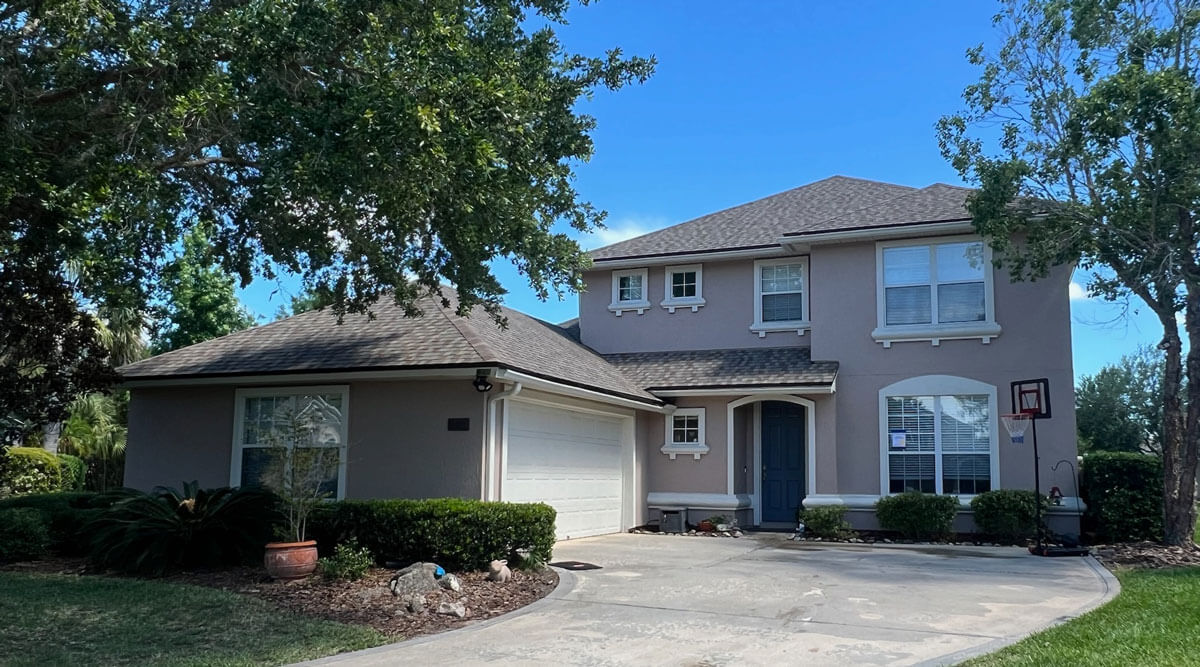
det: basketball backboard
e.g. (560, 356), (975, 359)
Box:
(1010, 378), (1051, 419)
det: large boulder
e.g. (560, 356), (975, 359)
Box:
(388, 562), (441, 598)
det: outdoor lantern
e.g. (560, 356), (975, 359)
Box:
(472, 369), (494, 393)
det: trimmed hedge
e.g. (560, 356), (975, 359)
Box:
(0, 492), (118, 555)
(1081, 451), (1163, 542)
(1, 447), (63, 496)
(309, 498), (556, 571)
(0, 508), (50, 562)
(969, 490), (1045, 543)
(875, 492), (959, 540)
(799, 504), (855, 540)
(57, 454), (87, 492)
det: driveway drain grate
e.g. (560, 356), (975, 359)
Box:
(550, 561), (602, 571)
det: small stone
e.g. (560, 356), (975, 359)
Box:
(389, 562), (441, 598)
(438, 573), (462, 592)
(436, 601), (467, 618)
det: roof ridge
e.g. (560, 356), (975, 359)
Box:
(433, 294), (497, 364)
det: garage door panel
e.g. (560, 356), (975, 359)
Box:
(504, 402), (626, 540)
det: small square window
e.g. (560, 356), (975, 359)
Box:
(671, 271), (696, 298)
(662, 265), (704, 310)
(618, 274), (643, 302)
(610, 268), (650, 315)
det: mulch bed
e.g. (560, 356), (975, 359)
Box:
(3, 557), (558, 638)
(1090, 541), (1200, 569)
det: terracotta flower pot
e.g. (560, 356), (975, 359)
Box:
(264, 540), (318, 580)
(697, 521), (715, 532)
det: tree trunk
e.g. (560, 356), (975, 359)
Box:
(1162, 294), (1197, 546)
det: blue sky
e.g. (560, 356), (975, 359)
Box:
(237, 0), (1170, 381)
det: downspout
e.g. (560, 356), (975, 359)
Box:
(485, 382), (523, 501)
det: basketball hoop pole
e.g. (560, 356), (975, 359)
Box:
(1028, 413), (1043, 553)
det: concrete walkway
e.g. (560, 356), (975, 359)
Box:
(303, 533), (1116, 667)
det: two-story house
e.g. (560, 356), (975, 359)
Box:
(120, 176), (1079, 538)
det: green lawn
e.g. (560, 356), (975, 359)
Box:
(963, 566), (1200, 666)
(0, 572), (385, 666)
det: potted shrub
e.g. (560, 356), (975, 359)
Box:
(257, 398), (345, 579)
(697, 515), (725, 532)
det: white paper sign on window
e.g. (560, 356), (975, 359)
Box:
(889, 429), (907, 450)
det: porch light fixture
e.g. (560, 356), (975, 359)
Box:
(472, 369), (494, 393)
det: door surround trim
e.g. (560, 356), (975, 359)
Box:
(727, 394), (816, 526)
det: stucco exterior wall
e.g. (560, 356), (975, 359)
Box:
(643, 397), (730, 494)
(125, 386), (236, 490)
(579, 259), (808, 354)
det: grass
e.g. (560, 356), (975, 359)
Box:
(963, 566), (1200, 666)
(0, 572), (385, 666)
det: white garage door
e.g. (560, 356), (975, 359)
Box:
(503, 401), (626, 540)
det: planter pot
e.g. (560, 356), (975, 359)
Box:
(264, 540), (318, 580)
(697, 521), (715, 533)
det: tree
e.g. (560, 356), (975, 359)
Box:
(152, 226), (257, 354)
(938, 0), (1200, 544)
(2, 0), (654, 424)
(1076, 346), (1164, 454)
(273, 286), (336, 321)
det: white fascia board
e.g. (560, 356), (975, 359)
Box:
(652, 385), (835, 397)
(591, 246), (786, 270)
(646, 492), (752, 509)
(122, 366), (482, 388)
(493, 369), (668, 413)
(778, 221), (975, 250)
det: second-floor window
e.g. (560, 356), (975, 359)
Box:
(751, 257), (810, 336)
(662, 264), (705, 312)
(610, 268), (650, 315)
(881, 240), (986, 326)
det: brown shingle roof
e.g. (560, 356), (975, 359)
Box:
(784, 183), (972, 236)
(602, 348), (838, 391)
(119, 293), (661, 405)
(589, 176), (917, 261)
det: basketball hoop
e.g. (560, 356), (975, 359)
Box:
(1001, 412), (1033, 445)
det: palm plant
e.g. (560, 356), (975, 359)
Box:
(86, 482), (281, 575)
(58, 392), (127, 491)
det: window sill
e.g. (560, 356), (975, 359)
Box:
(749, 320), (810, 338)
(872, 322), (1001, 348)
(609, 300), (651, 316)
(661, 297), (706, 313)
(660, 443), (710, 460)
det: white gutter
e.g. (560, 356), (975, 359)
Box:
(121, 367), (480, 388)
(493, 368), (668, 413)
(590, 246), (787, 269)
(777, 221), (974, 250)
(484, 381), (522, 501)
(652, 384), (835, 397)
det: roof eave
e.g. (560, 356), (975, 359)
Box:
(778, 219), (975, 250)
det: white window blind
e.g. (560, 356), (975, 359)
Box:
(886, 394), (991, 494)
(883, 241), (986, 327)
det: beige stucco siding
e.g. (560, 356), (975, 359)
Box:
(643, 397), (730, 494)
(125, 386), (236, 490)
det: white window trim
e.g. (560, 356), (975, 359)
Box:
(609, 268), (651, 316)
(750, 256), (810, 337)
(877, 375), (1000, 500)
(230, 385), (350, 500)
(661, 407), (709, 460)
(873, 235), (1000, 347)
(661, 264), (706, 312)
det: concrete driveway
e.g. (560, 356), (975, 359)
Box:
(305, 533), (1116, 666)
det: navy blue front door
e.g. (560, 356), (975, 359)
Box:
(761, 401), (806, 523)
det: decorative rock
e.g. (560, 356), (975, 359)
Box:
(399, 593), (426, 614)
(436, 601), (467, 618)
(439, 572), (462, 592)
(389, 562), (441, 598)
(486, 559), (512, 583)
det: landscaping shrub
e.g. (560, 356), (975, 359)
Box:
(875, 492), (959, 540)
(0, 508), (51, 562)
(86, 482), (282, 575)
(317, 539), (374, 581)
(56, 454), (87, 492)
(0, 492), (117, 554)
(0, 447), (64, 496)
(969, 490), (1046, 543)
(309, 498), (556, 571)
(1080, 451), (1163, 542)
(799, 504), (855, 540)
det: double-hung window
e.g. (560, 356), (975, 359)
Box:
(884, 393), (993, 495)
(661, 408), (709, 460)
(662, 264), (705, 312)
(875, 238), (998, 346)
(232, 387), (348, 499)
(751, 257), (810, 336)
(609, 268), (650, 315)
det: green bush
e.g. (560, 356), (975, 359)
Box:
(317, 540), (374, 581)
(1, 447), (64, 496)
(875, 492), (959, 541)
(970, 490), (1046, 543)
(86, 482), (282, 575)
(0, 492), (117, 554)
(0, 508), (51, 562)
(56, 454), (87, 492)
(309, 498), (556, 571)
(1080, 451), (1162, 542)
(799, 504), (855, 540)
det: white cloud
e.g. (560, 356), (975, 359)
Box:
(580, 216), (670, 250)
(1068, 282), (1091, 301)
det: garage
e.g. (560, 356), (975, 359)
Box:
(503, 400), (628, 540)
